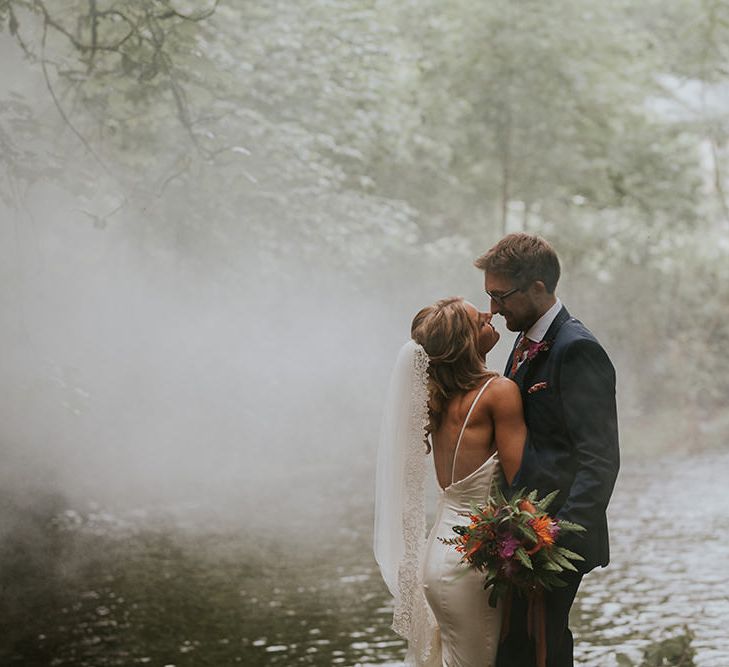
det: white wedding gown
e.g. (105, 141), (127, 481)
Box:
(421, 379), (503, 667)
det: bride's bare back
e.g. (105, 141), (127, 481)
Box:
(431, 375), (525, 488)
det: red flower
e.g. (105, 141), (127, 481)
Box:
(526, 340), (552, 361)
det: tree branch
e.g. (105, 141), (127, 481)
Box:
(7, 3), (35, 60)
(31, 0), (136, 53)
(155, 0), (220, 22)
(39, 16), (111, 176)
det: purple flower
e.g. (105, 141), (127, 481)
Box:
(498, 534), (520, 560)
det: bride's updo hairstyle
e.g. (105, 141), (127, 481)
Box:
(411, 297), (495, 442)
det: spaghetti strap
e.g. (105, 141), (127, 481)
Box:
(450, 376), (497, 485)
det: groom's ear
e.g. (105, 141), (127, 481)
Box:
(531, 280), (547, 295)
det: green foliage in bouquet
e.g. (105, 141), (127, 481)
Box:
(440, 487), (585, 607)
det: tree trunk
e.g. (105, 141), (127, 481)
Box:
(499, 111), (512, 236)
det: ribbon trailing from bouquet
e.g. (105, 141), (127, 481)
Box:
(526, 587), (547, 667)
(499, 585), (512, 644)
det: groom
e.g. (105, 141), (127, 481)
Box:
(474, 233), (620, 667)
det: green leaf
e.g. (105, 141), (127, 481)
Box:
(508, 487), (526, 504)
(536, 489), (560, 511)
(492, 486), (508, 506)
(555, 547), (585, 561)
(615, 653), (634, 667)
(514, 547), (533, 570)
(551, 552), (578, 571)
(518, 524), (538, 543)
(542, 560), (563, 571)
(558, 520), (586, 533)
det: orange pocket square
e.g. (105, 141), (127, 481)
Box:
(527, 381), (548, 394)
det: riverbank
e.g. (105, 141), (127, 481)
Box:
(1, 446), (728, 666)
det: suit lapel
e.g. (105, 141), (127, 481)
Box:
(542, 305), (571, 342)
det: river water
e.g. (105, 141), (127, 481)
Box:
(1, 447), (728, 667)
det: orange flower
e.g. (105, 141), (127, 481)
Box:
(530, 516), (556, 547)
(465, 540), (483, 558)
(518, 499), (537, 514)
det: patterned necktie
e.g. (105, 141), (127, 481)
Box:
(509, 335), (532, 377)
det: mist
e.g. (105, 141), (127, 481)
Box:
(2, 2), (728, 665)
(0, 177), (508, 517)
(0, 176), (638, 523)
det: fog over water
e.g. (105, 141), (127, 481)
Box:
(2, 5), (728, 664)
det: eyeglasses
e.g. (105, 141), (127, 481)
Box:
(485, 286), (521, 305)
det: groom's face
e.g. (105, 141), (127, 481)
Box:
(484, 272), (540, 333)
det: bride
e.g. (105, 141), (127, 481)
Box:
(374, 297), (526, 667)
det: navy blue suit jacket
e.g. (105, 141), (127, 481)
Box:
(507, 306), (619, 572)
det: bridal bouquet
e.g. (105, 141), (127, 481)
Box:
(440, 487), (585, 608)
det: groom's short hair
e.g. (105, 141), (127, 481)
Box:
(474, 233), (560, 293)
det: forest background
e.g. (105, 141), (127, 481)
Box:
(3, 3), (729, 665)
(1, 0), (728, 514)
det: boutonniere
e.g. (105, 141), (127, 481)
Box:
(525, 340), (552, 361)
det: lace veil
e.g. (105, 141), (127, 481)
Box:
(374, 339), (441, 666)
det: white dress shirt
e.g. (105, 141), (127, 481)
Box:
(525, 297), (562, 343)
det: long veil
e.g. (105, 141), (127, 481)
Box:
(374, 340), (441, 666)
